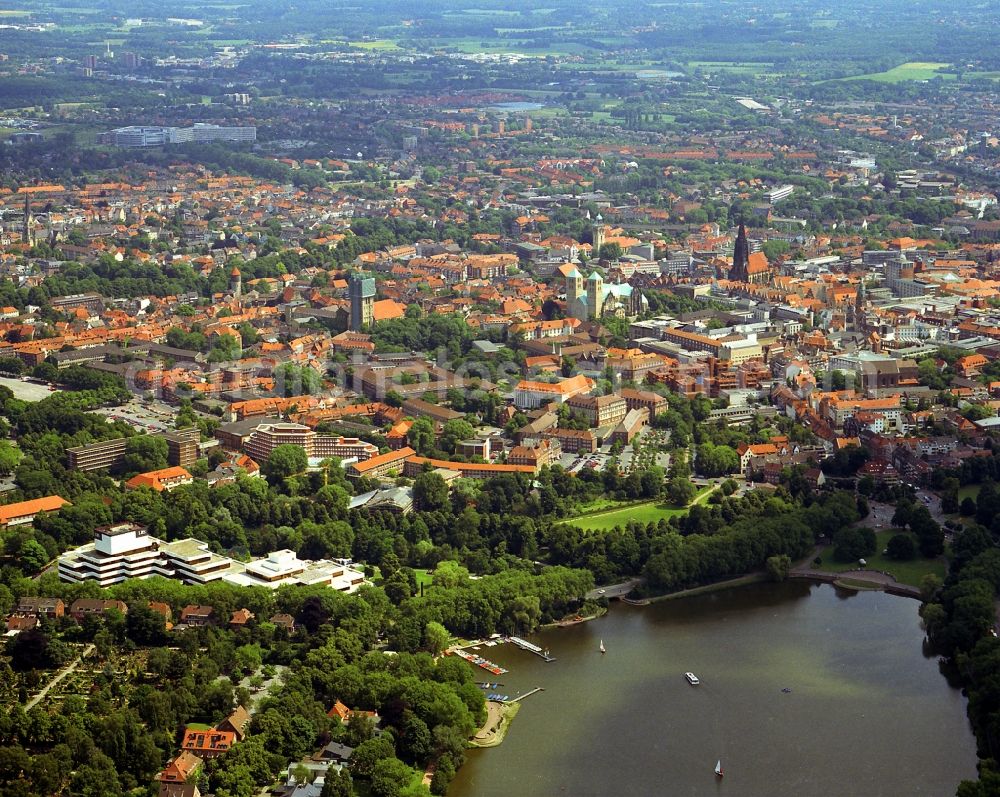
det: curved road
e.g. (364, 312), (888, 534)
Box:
(586, 578), (642, 601)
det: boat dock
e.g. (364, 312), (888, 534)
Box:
(509, 687), (545, 703)
(450, 648), (508, 675)
(509, 636), (556, 662)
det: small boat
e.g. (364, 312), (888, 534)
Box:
(599, 639), (606, 654)
(685, 672), (700, 685)
(715, 760), (724, 778)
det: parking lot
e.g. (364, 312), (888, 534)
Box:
(92, 399), (176, 433)
(0, 376), (61, 401)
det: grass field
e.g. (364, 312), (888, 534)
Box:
(560, 486), (712, 532)
(958, 484), (982, 503)
(349, 39), (402, 51)
(561, 500), (688, 531)
(413, 568), (433, 590)
(572, 497), (624, 514)
(688, 60), (776, 74)
(817, 529), (946, 587)
(843, 61), (952, 83)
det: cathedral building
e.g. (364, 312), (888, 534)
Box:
(728, 223), (771, 284)
(729, 223), (750, 281)
(849, 279), (869, 335)
(566, 266), (647, 321)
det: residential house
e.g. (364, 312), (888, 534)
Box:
(69, 598), (128, 621)
(125, 466), (194, 492)
(14, 596), (65, 619)
(179, 605), (215, 626)
(180, 728), (236, 759)
(270, 613), (296, 632)
(217, 706), (252, 741)
(155, 752), (203, 791)
(229, 608), (254, 628)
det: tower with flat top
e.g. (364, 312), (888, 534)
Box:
(592, 213), (605, 256)
(349, 272), (376, 331)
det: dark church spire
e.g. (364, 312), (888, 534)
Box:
(729, 222), (749, 282)
(22, 193), (34, 246)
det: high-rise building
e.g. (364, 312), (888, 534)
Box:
(348, 272), (376, 331)
(164, 427), (201, 468)
(67, 437), (129, 471)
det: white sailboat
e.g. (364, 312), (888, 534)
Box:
(599, 639), (606, 654)
(715, 760), (724, 778)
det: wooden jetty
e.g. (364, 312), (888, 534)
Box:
(508, 687), (545, 703)
(508, 635), (556, 662)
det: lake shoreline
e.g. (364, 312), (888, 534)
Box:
(450, 581), (977, 797)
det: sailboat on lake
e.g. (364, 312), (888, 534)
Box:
(715, 760), (724, 778)
(599, 639), (606, 654)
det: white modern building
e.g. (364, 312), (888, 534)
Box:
(766, 185), (795, 205)
(107, 124), (257, 147)
(58, 524), (366, 592)
(222, 550), (367, 592)
(57, 523), (168, 587)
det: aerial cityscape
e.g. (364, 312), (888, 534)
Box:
(2, 0), (1000, 794)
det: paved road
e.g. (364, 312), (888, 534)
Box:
(586, 578), (642, 601)
(24, 644), (94, 710)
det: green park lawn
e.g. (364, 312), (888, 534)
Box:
(958, 484), (982, 503)
(412, 568), (434, 590)
(817, 529), (946, 587)
(842, 61), (952, 83)
(560, 486), (712, 532)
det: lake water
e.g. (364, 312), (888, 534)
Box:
(450, 582), (978, 797)
(487, 102), (544, 112)
(635, 69), (685, 79)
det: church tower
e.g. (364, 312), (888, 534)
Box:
(21, 193), (35, 246)
(592, 214), (605, 256)
(586, 271), (604, 319)
(853, 278), (867, 334)
(729, 223), (749, 282)
(566, 266), (583, 306)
